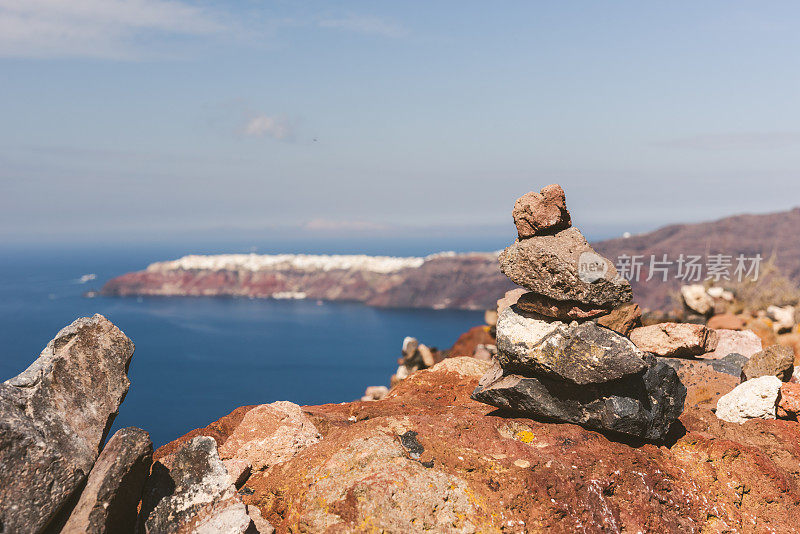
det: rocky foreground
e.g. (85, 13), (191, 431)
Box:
(4, 186), (800, 532)
(100, 252), (515, 311)
(2, 313), (799, 532)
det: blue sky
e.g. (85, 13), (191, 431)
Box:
(2, 1), (800, 243)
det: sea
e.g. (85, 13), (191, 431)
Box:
(0, 237), (504, 447)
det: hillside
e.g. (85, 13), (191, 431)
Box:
(594, 207), (800, 311)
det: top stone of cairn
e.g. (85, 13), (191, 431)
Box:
(512, 184), (571, 238)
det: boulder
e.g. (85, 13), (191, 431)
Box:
(629, 323), (718, 358)
(218, 401), (321, 471)
(61, 427), (153, 534)
(472, 353), (685, 441)
(680, 284), (714, 316)
(716, 376), (781, 424)
(512, 184), (571, 238)
(499, 227), (632, 308)
(495, 307), (647, 385)
(707, 313), (747, 331)
(0, 315), (134, 533)
(139, 436), (267, 533)
(740, 345), (794, 382)
(777, 382), (800, 418)
(514, 291), (610, 320)
(700, 329), (762, 359)
(595, 303), (642, 336)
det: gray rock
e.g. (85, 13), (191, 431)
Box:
(62, 427), (153, 534)
(499, 227), (632, 308)
(710, 353), (750, 377)
(138, 436), (261, 534)
(0, 315), (134, 533)
(472, 354), (685, 440)
(496, 307), (647, 385)
(741, 345), (794, 382)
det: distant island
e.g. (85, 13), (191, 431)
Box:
(100, 252), (516, 310)
(101, 207), (800, 312)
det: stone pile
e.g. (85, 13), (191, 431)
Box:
(471, 185), (687, 440)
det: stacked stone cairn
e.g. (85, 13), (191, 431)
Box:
(472, 185), (687, 441)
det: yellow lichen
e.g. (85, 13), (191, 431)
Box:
(516, 430), (535, 444)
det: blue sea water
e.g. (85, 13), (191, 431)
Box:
(0, 240), (490, 447)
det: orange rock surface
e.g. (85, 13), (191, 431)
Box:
(155, 357), (800, 532)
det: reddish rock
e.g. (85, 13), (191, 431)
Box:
(158, 357), (800, 533)
(700, 329), (762, 360)
(448, 325), (495, 357)
(630, 323), (718, 358)
(515, 291), (610, 320)
(664, 359), (739, 411)
(595, 303), (642, 336)
(512, 184), (572, 238)
(154, 404), (257, 464)
(218, 401), (321, 471)
(707, 313), (747, 331)
(778, 382), (800, 418)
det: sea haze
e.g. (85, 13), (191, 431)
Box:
(0, 241), (486, 447)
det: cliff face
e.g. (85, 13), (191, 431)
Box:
(101, 252), (517, 311)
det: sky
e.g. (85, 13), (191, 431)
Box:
(2, 1), (800, 245)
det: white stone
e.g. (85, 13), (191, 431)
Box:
(707, 286), (734, 301)
(767, 305), (796, 333)
(495, 306), (566, 357)
(716, 376), (781, 424)
(681, 284), (714, 315)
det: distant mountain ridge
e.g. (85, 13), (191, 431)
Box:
(593, 207), (800, 310)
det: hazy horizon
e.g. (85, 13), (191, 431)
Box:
(4, 1), (800, 244)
